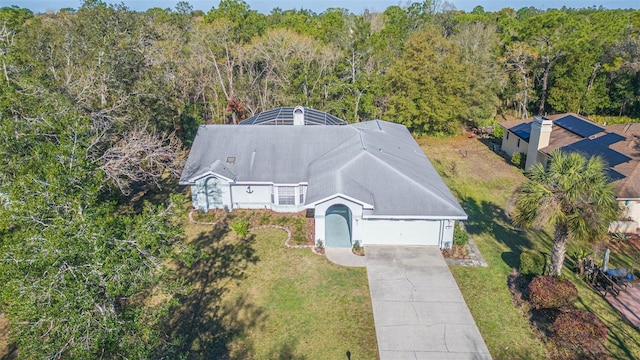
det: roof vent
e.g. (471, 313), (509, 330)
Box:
(293, 106), (304, 126)
(226, 156), (236, 164)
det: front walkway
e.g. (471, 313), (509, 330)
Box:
(365, 246), (491, 360)
(325, 247), (367, 267)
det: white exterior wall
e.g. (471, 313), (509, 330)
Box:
(501, 130), (529, 158)
(442, 220), (455, 248)
(362, 219), (444, 246)
(191, 176), (232, 211)
(621, 200), (640, 225)
(231, 184), (272, 209)
(191, 179), (310, 213)
(190, 177), (459, 248)
(314, 197), (364, 245)
(525, 117), (553, 170)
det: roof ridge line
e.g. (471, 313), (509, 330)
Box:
(306, 130), (360, 166)
(339, 170), (375, 204)
(365, 153), (462, 212)
(359, 132), (366, 150)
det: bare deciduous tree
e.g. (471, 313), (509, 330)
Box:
(243, 28), (338, 110)
(0, 22), (15, 82)
(501, 42), (537, 119)
(98, 128), (185, 195)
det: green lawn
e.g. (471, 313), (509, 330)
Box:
(420, 135), (640, 359)
(171, 221), (378, 359)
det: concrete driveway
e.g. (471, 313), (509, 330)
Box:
(366, 246), (491, 360)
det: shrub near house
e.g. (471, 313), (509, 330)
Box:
(524, 275), (608, 359)
(528, 276), (577, 310)
(520, 250), (546, 278)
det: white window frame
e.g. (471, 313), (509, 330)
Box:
(278, 186), (296, 205)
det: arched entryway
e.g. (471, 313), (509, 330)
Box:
(325, 204), (352, 248)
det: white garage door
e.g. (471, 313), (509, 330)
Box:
(363, 219), (440, 246)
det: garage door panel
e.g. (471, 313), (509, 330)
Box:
(364, 220), (440, 246)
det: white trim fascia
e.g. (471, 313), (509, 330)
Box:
(232, 181), (309, 186)
(233, 181), (273, 185)
(305, 193), (374, 209)
(190, 171), (235, 183)
(181, 178), (312, 187)
(362, 214), (468, 220)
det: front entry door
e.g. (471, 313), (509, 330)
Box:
(325, 205), (352, 248)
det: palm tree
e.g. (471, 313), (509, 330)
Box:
(512, 151), (619, 276)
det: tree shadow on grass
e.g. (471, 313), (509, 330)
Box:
(576, 297), (640, 360)
(267, 341), (307, 360)
(157, 223), (264, 359)
(460, 196), (549, 269)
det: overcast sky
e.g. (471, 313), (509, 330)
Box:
(5, 0), (639, 14)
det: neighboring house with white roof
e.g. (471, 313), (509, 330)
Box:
(180, 106), (467, 248)
(499, 113), (640, 228)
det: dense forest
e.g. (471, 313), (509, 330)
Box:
(0, 0), (639, 358)
(2, 0), (640, 135)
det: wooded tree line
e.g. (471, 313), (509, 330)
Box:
(0, 0), (638, 358)
(1, 1), (639, 137)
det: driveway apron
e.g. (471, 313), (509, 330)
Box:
(366, 246), (491, 360)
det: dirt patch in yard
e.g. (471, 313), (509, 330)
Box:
(418, 133), (523, 185)
(0, 313), (16, 359)
(442, 244), (469, 259)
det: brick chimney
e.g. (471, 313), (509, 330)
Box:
(525, 116), (553, 170)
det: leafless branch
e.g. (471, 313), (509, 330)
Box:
(97, 127), (185, 195)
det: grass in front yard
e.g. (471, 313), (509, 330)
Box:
(421, 136), (547, 359)
(421, 135), (640, 359)
(169, 221), (377, 359)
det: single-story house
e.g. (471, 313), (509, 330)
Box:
(500, 113), (640, 228)
(180, 106), (467, 248)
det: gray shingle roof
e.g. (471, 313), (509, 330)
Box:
(180, 120), (467, 219)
